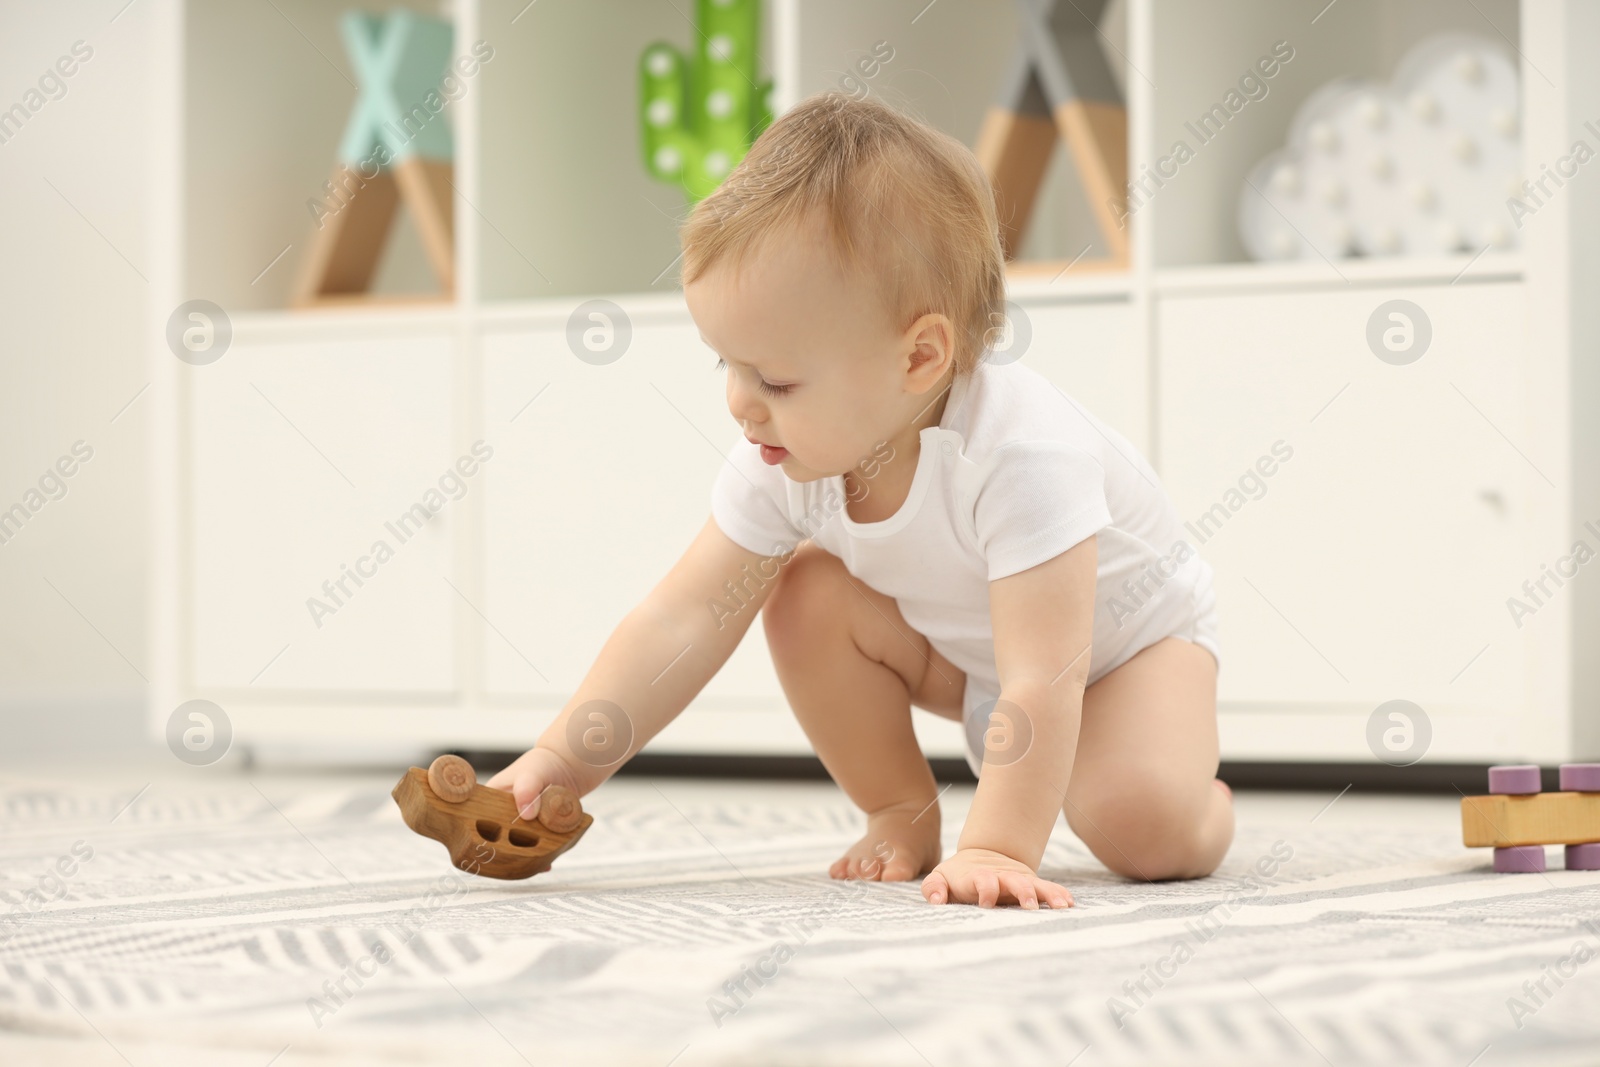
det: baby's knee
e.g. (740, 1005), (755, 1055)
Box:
(1066, 775), (1230, 882)
(761, 544), (846, 642)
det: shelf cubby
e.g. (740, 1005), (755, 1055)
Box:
(183, 0), (448, 312)
(1146, 0), (1521, 268)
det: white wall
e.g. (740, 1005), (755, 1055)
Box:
(0, 1), (151, 755)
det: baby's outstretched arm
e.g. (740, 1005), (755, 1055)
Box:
(488, 516), (785, 818)
(921, 535), (1098, 909)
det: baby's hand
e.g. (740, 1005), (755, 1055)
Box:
(920, 848), (1074, 910)
(486, 746), (586, 822)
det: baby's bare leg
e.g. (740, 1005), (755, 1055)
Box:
(1063, 636), (1234, 881)
(762, 543), (965, 881)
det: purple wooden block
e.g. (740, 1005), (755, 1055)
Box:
(1494, 846), (1546, 873)
(1558, 763), (1600, 792)
(1488, 764), (1542, 795)
(1566, 843), (1600, 871)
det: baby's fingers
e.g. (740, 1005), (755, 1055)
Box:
(1033, 876), (1074, 910)
(974, 870), (1001, 909)
(511, 776), (547, 821)
(488, 765), (545, 820)
(921, 870), (951, 905)
(998, 870), (1040, 910)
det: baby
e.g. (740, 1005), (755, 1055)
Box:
(491, 92), (1234, 908)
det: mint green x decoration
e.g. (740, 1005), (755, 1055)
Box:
(336, 9), (454, 169)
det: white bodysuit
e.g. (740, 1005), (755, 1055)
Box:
(709, 358), (1219, 776)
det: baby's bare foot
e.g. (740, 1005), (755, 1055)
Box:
(830, 797), (943, 882)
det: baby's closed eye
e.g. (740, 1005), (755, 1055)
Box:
(714, 356), (792, 397)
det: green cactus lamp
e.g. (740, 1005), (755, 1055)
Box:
(638, 0), (775, 203)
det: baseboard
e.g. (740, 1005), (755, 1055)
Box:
(457, 751), (1518, 794)
(1215, 760), (1516, 794)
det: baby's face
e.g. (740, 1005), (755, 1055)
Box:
(685, 213), (945, 483)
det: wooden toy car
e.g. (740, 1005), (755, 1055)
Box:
(392, 754), (592, 879)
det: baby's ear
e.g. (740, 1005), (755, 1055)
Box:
(904, 311), (955, 373)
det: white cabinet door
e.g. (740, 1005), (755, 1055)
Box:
(1010, 297), (1145, 452)
(1158, 282), (1533, 719)
(189, 332), (457, 694)
(479, 312), (790, 711)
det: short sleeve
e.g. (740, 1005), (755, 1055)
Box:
(972, 440), (1113, 581)
(710, 436), (807, 556)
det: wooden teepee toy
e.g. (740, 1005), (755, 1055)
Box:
(294, 10), (456, 307)
(975, 0), (1129, 274)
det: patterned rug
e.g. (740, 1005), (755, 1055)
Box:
(2, 773), (1598, 1066)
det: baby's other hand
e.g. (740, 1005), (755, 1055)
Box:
(921, 848), (1074, 910)
(486, 746), (586, 822)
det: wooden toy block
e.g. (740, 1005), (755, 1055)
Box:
(1460, 791), (1600, 848)
(392, 755), (592, 879)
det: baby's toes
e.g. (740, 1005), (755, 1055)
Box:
(831, 852), (875, 880)
(877, 852), (923, 882)
(849, 853), (885, 880)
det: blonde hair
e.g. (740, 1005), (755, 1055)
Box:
(679, 91), (1005, 378)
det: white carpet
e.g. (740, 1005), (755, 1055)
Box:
(2, 770), (1598, 1067)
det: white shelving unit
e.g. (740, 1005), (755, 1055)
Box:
(150, 0), (1600, 766)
